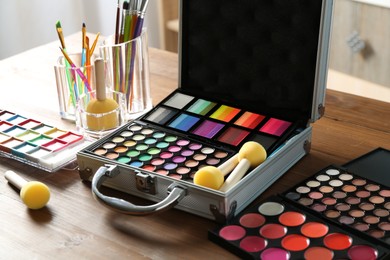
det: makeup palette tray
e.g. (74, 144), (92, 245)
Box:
(209, 154), (390, 259)
(77, 0), (334, 221)
(0, 109), (90, 172)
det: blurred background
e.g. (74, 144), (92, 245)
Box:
(0, 0), (389, 103)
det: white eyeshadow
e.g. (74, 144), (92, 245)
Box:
(164, 93), (194, 109)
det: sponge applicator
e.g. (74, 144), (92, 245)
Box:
(193, 154), (239, 190)
(86, 58), (119, 131)
(194, 141), (267, 191)
(219, 141), (267, 192)
(5, 170), (50, 210)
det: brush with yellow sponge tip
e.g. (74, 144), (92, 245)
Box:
(86, 58), (119, 131)
(5, 170), (50, 210)
(193, 141), (267, 191)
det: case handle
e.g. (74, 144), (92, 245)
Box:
(91, 165), (187, 215)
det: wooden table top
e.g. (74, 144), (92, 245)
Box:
(0, 33), (389, 259)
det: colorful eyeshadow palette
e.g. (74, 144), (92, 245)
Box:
(83, 121), (234, 181)
(209, 195), (390, 259)
(141, 91), (300, 155)
(0, 109), (89, 172)
(81, 90), (304, 183)
(283, 165), (390, 247)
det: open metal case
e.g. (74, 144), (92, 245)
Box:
(77, 0), (334, 222)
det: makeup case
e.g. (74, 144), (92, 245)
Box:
(76, 0), (334, 221)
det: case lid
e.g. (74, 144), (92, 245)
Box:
(179, 0), (333, 123)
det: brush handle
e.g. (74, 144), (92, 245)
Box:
(217, 154), (239, 176)
(219, 159), (251, 192)
(5, 170), (27, 190)
(60, 47), (92, 92)
(95, 58), (106, 101)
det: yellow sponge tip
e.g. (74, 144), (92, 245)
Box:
(238, 141), (267, 168)
(20, 181), (51, 209)
(193, 166), (224, 190)
(86, 99), (119, 131)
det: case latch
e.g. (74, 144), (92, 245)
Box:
(135, 172), (156, 195)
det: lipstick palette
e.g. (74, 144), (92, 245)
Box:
(209, 195), (390, 259)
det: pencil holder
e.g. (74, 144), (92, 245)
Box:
(100, 29), (152, 120)
(54, 53), (96, 121)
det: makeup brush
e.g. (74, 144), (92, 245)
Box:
(123, 0), (133, 42)
(5, 170), (50, 210)
(81, 22), (87, 67)
(115, 0), (121, 44)
(89, 32), (100, 57)
(193, 154), (239, 190)
(120, 0), (129, 43)
(86, 58), (119, 131)
(55, 21), (66, 49)
(132, 0), (149, 38)
(56, 21), (77, 106)
(194, 142), (267, 191)
(59, 47), (92, 92)
(219, 142), (267, 192)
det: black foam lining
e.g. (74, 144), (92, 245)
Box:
(180, 0), (324, 122)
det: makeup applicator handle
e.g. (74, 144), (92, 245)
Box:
(95, 58), (106, 101)
(5, 170), (27, 190)
(219, 159), (251, 192)
(218, 154), (239, 176)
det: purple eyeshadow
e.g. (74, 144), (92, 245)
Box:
(192, 120), (224, 138)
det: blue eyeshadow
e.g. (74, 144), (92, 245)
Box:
(169, 114), (200, 131)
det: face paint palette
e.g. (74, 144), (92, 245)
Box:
(283, 165), (390, 247)
(81, 90), (302, 183)
(209, 195), (390, 259)
(0, 109), (89, 172)
(83, 121), (234, 181)
(141, 91), (299, 155)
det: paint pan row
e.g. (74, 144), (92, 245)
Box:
(209, 195), (389, 259)
(88, 122), (234, 181)
(0, 110), (89, 172)
(283, 165), (390, 246)
(142, 92), (297, 154)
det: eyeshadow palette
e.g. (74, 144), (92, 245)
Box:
(283, 165), (390, 247)
(85, 121), (234, 181)
(81, 89), (303, 183)
(141, 91), (299, 155)
(0, 109), (89, 172)
(344, 147), (390, 187)
(209, 195), (390, 259)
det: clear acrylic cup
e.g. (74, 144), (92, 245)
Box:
(75, 88), (127, 139)
(54, 53), (96, 121)
(100, 29), (152, 120)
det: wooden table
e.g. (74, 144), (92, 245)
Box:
(0, 33), (389, 259)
